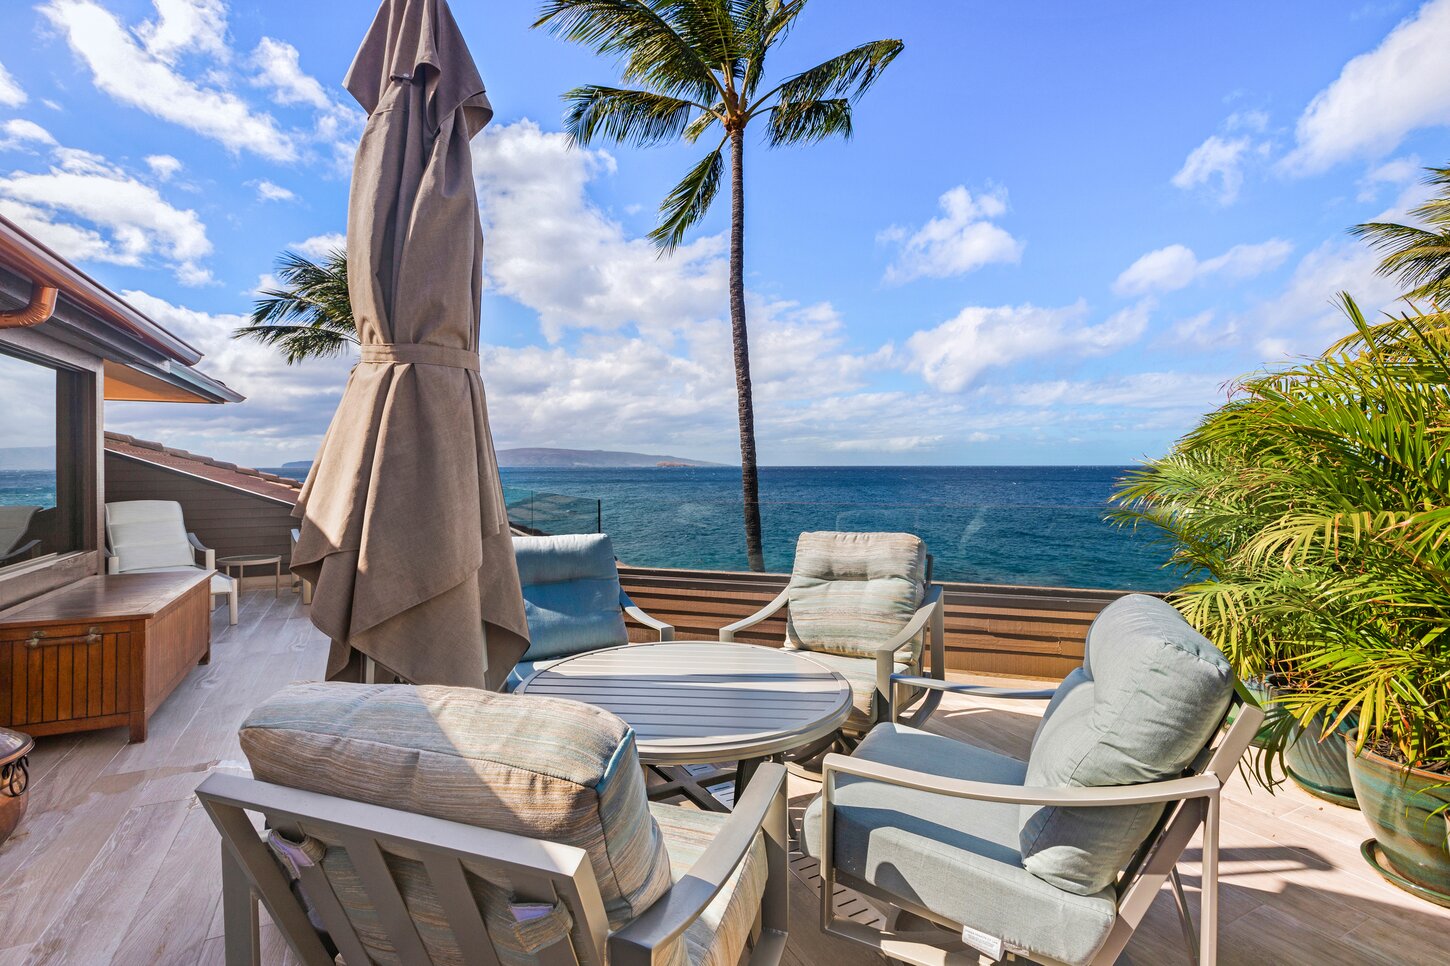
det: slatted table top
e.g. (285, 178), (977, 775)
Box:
(517, 641), (855, 764)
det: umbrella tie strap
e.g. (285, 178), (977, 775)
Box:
(360, 343), (480, 371)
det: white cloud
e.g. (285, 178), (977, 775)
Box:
(0, 120), (59, 151)
(999, 372), (1229, 412)
(145, 154), (182, 180)
(1284, 0), (1450, 174)
(1114, 239), (1293, 295)
(880, 185), (1023, 283)
(39, 0), (298, 162)
(1172, 135), (1257, 204)
(904, 299), (1149, 394)
(473, 119), (726, 342)
(249, 37), (330, 109)
(0, 61), (25, 107)
(134, 0), (229, 63)
(253, 179), (295, 202)
(1357, 153), (1422, 201)
(292, 232), (345, 259)
(0, 140), (211, 283)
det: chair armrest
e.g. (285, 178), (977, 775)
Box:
(608, 763), (788, 965)
(620, 591), (675, 642)
(187, 532), (216, 571)
(822, 752), (1221, 808)
(888, 676), (1057, 701)
(719, 587), (790, 642)
(873, 586), (945, 725)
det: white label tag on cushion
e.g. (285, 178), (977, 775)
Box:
(961, 924), (1005, 961)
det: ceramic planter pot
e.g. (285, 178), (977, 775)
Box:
(1347, 730), (1450, 907)
(1284, 708), (1358, 808)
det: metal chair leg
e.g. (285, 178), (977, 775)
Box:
(1169, 867), (1199, 966)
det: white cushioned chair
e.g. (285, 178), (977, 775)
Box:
(800, 594), (1264, 966)
(197, 682), (789, 966)
(720, 532), (944, 756)
(506, 533), (673, 691)
(104, 500), (238, 624)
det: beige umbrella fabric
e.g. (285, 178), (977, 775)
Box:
(291, 0), (529, 691)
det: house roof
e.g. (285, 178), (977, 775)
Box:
(0, 214), (243, 404)
(105, 432), (302, 506)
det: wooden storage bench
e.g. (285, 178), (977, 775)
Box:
(0, 571), (212, 743)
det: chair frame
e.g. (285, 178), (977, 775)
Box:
(104, 507), (238, 625)
(196, 762), (790, 966)
(719, 562), (945, 733)
(815, 680), (1265, 966)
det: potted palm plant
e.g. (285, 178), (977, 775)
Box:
(1115, 298), (1450, 906)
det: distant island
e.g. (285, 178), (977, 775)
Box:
(272, 447), (722, 475)
(497, 448), (722, 468)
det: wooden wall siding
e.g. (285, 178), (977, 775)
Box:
(618, 565), (1145, 681)
(103, 453), (296, 566)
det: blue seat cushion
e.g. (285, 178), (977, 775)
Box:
(801, 724), (1116, 966)
(514, 534), (628, 661)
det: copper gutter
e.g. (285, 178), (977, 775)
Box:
(0, 282), (58, 329)
(0, 214), (203, 365)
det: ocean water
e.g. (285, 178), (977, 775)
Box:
(102, 463), (1179, 592)
(496, 465), (1179, 592)
(0, 470), (57, 509)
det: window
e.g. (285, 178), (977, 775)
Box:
(0, 346), (91, 570)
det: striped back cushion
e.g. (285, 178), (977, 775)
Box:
(240, 683), (675, 966)
(785, 532), (927, 659)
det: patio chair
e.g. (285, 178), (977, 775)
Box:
(719, 532), (944, 756)
(799, 593), (1264, 966)
(196, 682), (788, 966)
(0, 505), (40, 565)
(506, 533), (674, 691)
(104, 500), (238, 625)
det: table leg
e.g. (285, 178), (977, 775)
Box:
(274, 560), (281, 598)
(735, 754), (782, 803)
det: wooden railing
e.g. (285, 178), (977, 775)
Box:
(618, 565), (1148, 681)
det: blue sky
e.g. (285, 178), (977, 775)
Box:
(1, 0), (1448, 467)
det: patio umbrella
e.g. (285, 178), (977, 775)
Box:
(291, 0), (529, 690)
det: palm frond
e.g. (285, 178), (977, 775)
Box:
(234, 248), (358, 366)
(562, 85), (708, 146)
(765, 38), (903, 106)
(736, 0), (806, 96)
(648, 142), (724, 251)
(534, 0), (725, 102)
(766, 96), (851, 145)
(1351, 165), (1450, 304)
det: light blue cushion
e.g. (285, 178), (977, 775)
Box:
(800, 724), (1116, 966)
(1020, 594), (1233, 896)
(514, 534), (628, 662)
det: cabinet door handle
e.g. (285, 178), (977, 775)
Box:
(25, 626), (103, 648)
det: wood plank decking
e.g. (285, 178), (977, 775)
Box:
(0, 588), (1446, 965)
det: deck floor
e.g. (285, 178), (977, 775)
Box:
(1, 588), (1447, 965)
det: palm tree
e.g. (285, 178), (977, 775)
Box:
(1352, 165), (1450, 306)
(534, 0), (903, 571)
(233, 249), (358, 364)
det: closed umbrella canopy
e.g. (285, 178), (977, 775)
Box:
(291, 0), (529, 690)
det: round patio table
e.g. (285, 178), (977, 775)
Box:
(517, 641), (853, 808)
(218, 554), (284, 599)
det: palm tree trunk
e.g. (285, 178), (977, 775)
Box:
(728, 126), (765, 572)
